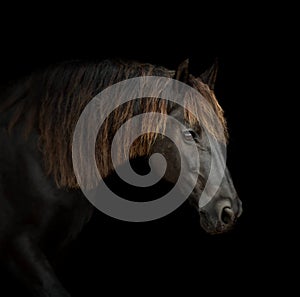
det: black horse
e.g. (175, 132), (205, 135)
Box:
(0, 59), (242, 297)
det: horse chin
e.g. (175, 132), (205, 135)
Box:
(199, 214), (233, 235)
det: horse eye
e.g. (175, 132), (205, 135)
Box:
(183, 129), (196, 141)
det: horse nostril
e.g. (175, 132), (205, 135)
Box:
(221, 207), (235, 224)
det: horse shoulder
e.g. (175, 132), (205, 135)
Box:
(0, 119), (93, 250)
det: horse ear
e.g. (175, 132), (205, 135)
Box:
(175, 59), (189, 83)
(199, 58), (218, 90)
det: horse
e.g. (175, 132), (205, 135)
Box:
(0, 59), (242, 297)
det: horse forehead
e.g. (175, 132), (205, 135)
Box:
(167, 108), (191, 130)
(168, 107), (184, 120)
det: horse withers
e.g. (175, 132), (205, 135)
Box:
(0, 59), (242, 297)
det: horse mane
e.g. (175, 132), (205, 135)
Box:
(0, 59), (227, 189)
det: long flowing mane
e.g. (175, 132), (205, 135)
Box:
(0, 60), (227, 188)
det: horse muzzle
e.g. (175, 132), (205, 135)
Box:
(199, 197), (243, 234)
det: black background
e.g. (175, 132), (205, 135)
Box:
(0, 3), (283, 296)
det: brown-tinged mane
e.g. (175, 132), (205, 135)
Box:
(0, 60), (227, 188)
